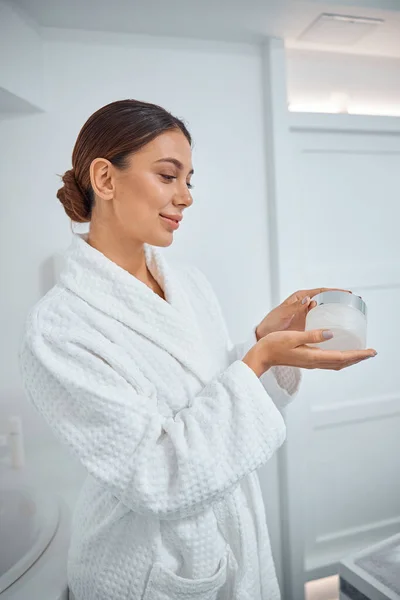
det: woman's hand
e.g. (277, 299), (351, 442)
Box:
(243, 329), (377, 378)
(255, 288), (352, 340)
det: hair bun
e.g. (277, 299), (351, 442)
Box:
(56, 169), (91, 223)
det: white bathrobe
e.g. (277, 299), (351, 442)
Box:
(19, 233), (301, 600)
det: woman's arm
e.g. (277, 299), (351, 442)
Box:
(232, 329), (302, 410)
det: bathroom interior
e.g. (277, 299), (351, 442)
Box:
(1, 0), (400, 598)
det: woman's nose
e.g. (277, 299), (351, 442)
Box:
(173, 188), (193, 208)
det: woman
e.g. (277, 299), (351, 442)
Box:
(19, 99), (376, 600)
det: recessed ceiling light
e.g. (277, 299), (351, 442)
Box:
(298, 13), (384, 46)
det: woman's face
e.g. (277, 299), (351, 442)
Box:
(91, 129), (194, 247)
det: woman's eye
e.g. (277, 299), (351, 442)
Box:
(160, 174), (193, 190)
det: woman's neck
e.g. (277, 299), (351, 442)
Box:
(87, 221), (159, 294)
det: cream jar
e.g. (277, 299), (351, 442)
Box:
(305, 291), (367, 351)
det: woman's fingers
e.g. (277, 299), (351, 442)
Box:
(291, 329), (336, 347)
(261, 329), (377, 372)
(338, 355), (374, 369)
(287, 329), (377, 370)
(307, 287), (352, 298)
(283, 287), (352, 306)
(316, 350), (376, 370)
(318, 355), (374, 371)
(294, 345), (377, 370)
(281, 297), (309, 320)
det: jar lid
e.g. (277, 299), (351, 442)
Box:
(313, 291), (367, 317)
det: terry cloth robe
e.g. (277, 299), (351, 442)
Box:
(19, 233), (301, 600)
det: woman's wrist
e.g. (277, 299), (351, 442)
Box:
(242, 342), (271, 378)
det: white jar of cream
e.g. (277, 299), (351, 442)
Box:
(305, 291), (367, 351)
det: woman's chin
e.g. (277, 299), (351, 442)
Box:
(148, 231), (174, 248)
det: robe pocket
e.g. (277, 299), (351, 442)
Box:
(141, 547), (236, 600)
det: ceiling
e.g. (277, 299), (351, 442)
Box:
(10, 0), (400, 58)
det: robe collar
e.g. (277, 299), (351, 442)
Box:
(59, 234), (211, 384)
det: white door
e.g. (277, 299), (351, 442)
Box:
(263, 39), (400, 599)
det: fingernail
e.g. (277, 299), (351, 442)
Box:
(322, 330), (334, 339)
(302, 296), (310, 305)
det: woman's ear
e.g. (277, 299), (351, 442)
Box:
(90, 158), (115, 201)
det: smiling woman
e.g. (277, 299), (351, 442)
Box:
(56, 100), (194, 226)
(19, 98), (376, 600)
(55, 99), (194, 291)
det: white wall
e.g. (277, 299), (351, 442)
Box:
(0, 1), (44, 110)
(286, 49), (400, 115)
(0, 25), (284, 581)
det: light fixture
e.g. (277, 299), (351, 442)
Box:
(288, 102), (400, 117)
(288, 103), (341, 113)
(347, 105), (400, 117)
(298, 13), (384, 46)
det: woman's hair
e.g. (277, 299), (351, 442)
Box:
(56, 99), (192, 223)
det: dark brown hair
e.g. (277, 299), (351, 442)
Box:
(56, 99), (192, 223)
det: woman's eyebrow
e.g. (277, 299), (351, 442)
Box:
(154, 157), (194, 175)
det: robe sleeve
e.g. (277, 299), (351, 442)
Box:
(188, 267), (301, 411)
(19, 307), (286, 521)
